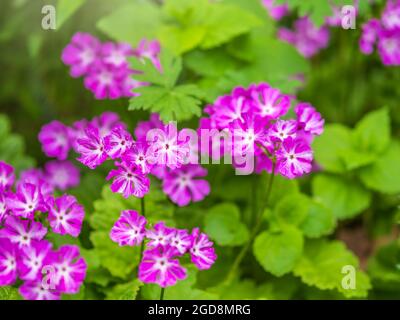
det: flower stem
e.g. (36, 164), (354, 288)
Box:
(139, 197), (146, 263)
(225, 162), (276, 284)
(160, 287), (165, 300)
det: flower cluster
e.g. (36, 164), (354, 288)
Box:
(110, 210), (217, 288)
(0, 161), (86, 300)
(269, 1), (359, 58)
(359, 0), (400, 65)
(199, 83), (324, 178)
(62, 32), (161, 99)
(39, 111), (211, 207)
(278, 17), (330, 58)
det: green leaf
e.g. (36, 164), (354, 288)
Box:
(253, 226), (304, 276)
(352, 108), (390, 156)
(368, 242), (400, 291)
(0, 114), (35, 173)
(200, 4), (263, 49)
(274, 194), (310, 227)
(257, 276), (300, 300)
(312, 174), (371, 220)
(57, 0), (85, 29)
(293, 239), (371, 298)
(299, 199), (336, 238)
(128, 51), (203, 122)
(358, 141), (400, 194)
(161, 0), (262, 53)
(0, 286), (21, 300)
(184, 49), (239, 77)
(129, 85), (203, 122)
(105, 280), (142, 300)
(204, 203), (249, 246)
(313, 124), (352, 173)
(97, 2), (162, 45)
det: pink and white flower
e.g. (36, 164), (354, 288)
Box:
(38, 121), (71, 160)
(44, 160), (80, 191)
(0, 216), (47, 248)
(47, 195), (84, 237)
(0, 238), (18, 286)
(76, 125), (108, 169)
(0, 161), (14, 191)
(138, 245), (187, 288)
(162, 165), (210, 207)
(104, 126), (134, 159)
(110, 210), (147, 246)
(189, 228), (217, 270)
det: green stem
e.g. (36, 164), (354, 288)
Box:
(160, 287), (165, 300)
(139, 197), (146, 263)
(225, 162), (276, 284)
(250, 174), (259, 227)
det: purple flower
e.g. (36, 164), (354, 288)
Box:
(0, 216), (47, 248)
(0, 238), (18, 286)
(104, 126), (134, 159)
(133, 39), (162, 71)
(0, 161), (14, 191)
(147, 123), (190, 170)
(61, 32), (100, 77)
(6, 183), (46, 219)
(138, 245), (187, 288)
(90, 111), (125, 138)
(169, 229), (192, 255)
(83, 62), (126, 99)
(123, 142), (153, 174)
(134, 113), (164, 141)
(18, 168), (54, 197)
(47, 245), (87, 294)
(110, 210), (147, 246)
(38, 121), (71, 160)
(0, 193), (9, 224)
(19, 280), (60, 300)
(295, 103), (324, 136)
(382, 0), (400, 31)
(377, 29), (400, 65)
(76, 125), (108, 169)
(101, 42), (133, 68)
(146, 222), (175, 248)
(212, 90), (250, 129)
(360, 19), (381, 54)
(278, 17), (330, 58)
(262, 0), (289, 20)
(268, 119), (298, 142)
(249, 83), (291, 120)
(276, 137), (313, 179)
(44, 160), (80, 191)
(18, 240), (52, 281)
(47, 195), (84, 237)
(162, 165), (210, 207)
(189, 228), (217, 270)
(106, 161), (150, 198)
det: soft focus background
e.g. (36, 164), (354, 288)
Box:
(0, 0), (399, 299)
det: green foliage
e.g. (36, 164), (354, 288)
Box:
(105, 280), (142, 300)
(0, 114), (35, 172)
(128, 50), (203, 121)
(293, 240), (371, 298)
(312, 174), (371, 220)
(0, 287), (22, 300)
(253, 226), (304, 277)
(204, 203), (249, 246)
